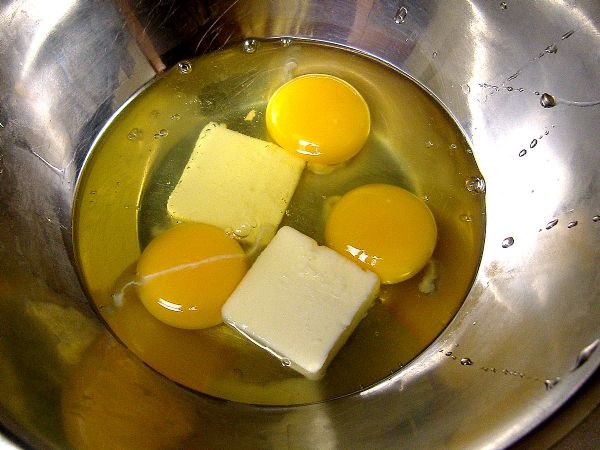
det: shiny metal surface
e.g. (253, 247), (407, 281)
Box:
(0, 0), (599, 448)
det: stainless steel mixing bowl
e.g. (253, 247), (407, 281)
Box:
(0, 0), (599, 448)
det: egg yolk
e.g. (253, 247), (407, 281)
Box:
(325, 184), (437, 284)
(136, 223), (247, 329)
(266, 74), (370, 165)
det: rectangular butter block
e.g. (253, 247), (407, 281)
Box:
(222, 226), (380, 380)
(167, 123), (305, 246)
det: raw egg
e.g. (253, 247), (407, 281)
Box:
(266, 74), (370, 165)
(325, 184), (437, 284)
(136, 223), (247, 329)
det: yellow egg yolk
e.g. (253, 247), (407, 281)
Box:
(325, 184), (437, 284)
(266, 74), (370, 165)
(136, 223), (247, 329)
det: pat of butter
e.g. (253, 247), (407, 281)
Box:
(222, 226), (380, 380)
(167, 123), (305, 246)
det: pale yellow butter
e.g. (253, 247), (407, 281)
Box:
(167, 123), (305, 246)
(222, 226), (380, 380)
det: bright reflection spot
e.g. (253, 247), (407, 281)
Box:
(158, 299), (182, 312)
(296, 140), (322, 156)
(346, 245), (381, 267)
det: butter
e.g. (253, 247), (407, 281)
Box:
(222, 226), (380, 380)
(167, 123), (305, 247)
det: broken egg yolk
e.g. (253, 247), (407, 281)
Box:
(136, 223), (247, 329)
(266, 74), (370, 165)
(325, 184), (437, 284)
